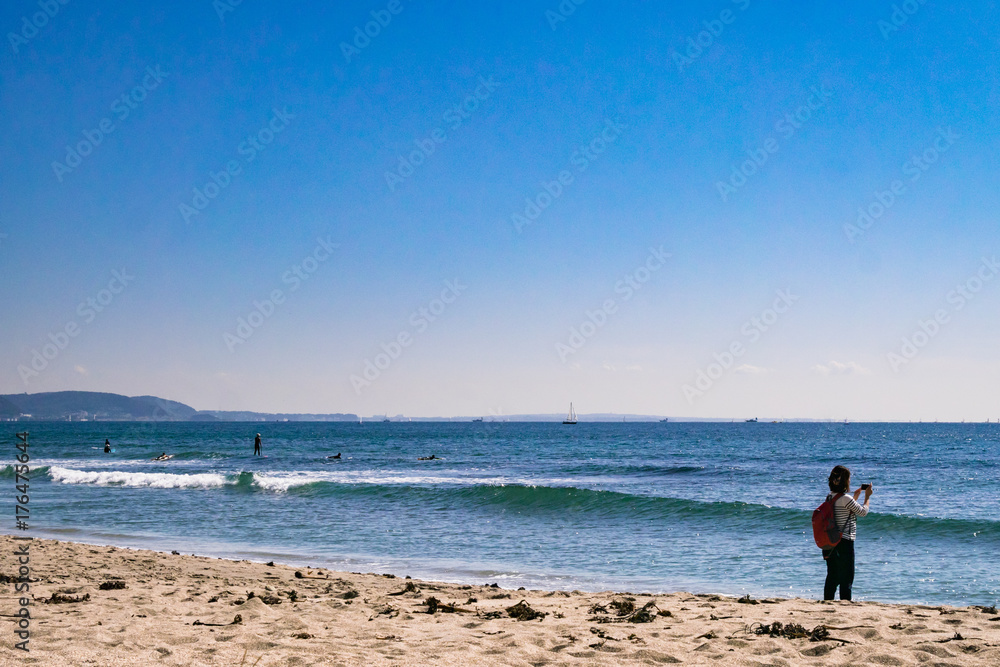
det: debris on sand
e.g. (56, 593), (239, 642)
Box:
(98, 580), (126, 590)
(748, 622), (841, 642)
(342, 590), (359, 600)
(388, 581), (420, 596)
(588, 626), (621, 647)
(609, 598), (636, 616)
(589, 599), (662, 623)
(292, 632), (313, 639)
(737, 594), (759, 605)
(477, 610), (503, 620)
(424, 597), (471, 614)
(368, 604), (399, 621)
(43, 592), (90, 604)
(259, 595), (282, 605)
(628, 602), (661, 623)
(193, 615), (243, 627)
(506, 600), (547, 621)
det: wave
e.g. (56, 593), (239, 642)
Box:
(47, 466), (228, 490)
(249, 471), (549, 492)
(29, 467), (1000, 541)
(1, 464), (50, 479)
(272, 482), (1000, 540)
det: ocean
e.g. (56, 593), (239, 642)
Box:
(7, 421), (998, 606)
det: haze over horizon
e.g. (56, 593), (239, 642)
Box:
(3, 1), (999, 421)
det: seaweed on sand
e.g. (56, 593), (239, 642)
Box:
(506, 600), (547, 621)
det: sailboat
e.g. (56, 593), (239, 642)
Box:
(563, 403), (578, 425)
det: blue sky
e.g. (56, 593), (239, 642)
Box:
(2, 0), (999, 420)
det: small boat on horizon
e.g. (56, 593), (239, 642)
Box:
(745, 417), (758, 423)
(472, 417), (483, 422)
(563, 403), (578, 425)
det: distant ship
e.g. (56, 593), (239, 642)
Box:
(563, 403), (578, 425)
(659, 417), (669, 422)
(472, 417), (483, 422)
(745, 417), (758, 423)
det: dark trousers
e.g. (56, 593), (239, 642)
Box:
(824, 538), (855, 600)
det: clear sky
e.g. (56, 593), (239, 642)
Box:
(2, 1), (998, 420)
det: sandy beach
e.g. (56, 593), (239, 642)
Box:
(2, 536), (998, 666)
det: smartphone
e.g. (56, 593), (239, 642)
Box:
(860, 483), (871, 490)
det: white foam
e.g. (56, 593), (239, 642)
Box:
(48, 466), (228, 489)
(250, 471), (581, 493)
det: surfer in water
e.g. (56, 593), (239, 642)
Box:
(152, 452), (171, 461)
(327, 452), (341, 459)
(254, 433), (262, 456)
(104, 439), (111, 453)
(418, 454), (438, 461)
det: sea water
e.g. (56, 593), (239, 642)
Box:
(6, 421), (998, 606)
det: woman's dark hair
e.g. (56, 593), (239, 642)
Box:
(828, 465), (851, 493)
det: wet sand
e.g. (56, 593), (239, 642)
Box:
(2, 535), (999, 666)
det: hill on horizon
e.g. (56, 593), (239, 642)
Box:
(0, 391), (197, 421)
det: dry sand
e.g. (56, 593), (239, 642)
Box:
(2, 535), (999, 666)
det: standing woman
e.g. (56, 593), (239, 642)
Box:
(824, 465), (874, 600)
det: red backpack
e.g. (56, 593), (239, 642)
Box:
(812, 493), (846, 555)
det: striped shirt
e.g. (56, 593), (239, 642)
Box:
(827, 493), (869, 541)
